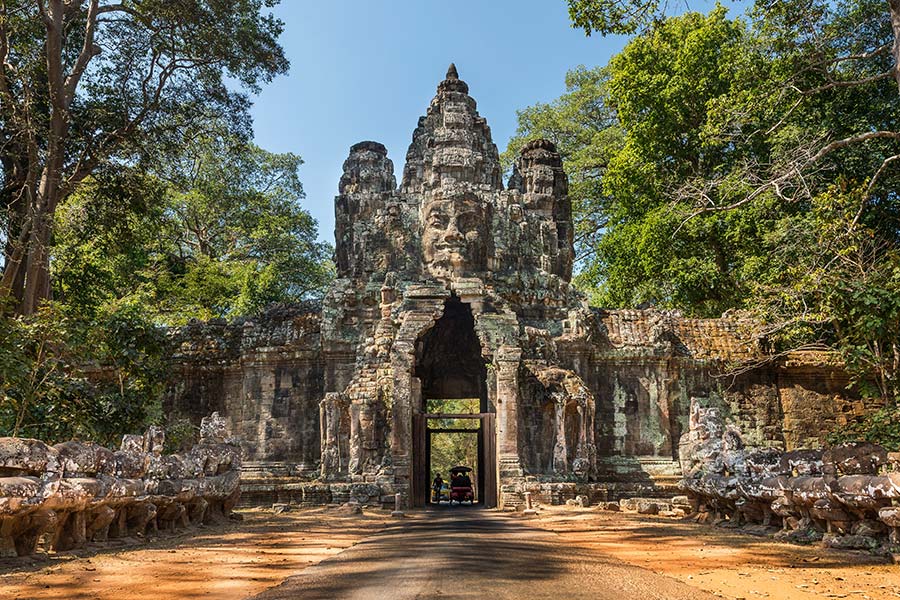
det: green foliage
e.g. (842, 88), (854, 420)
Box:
(163, 417), (200, 454)
(567, 0), (667, 35)
(52, 134), (333, 325)
(1, 0), (292, 313)
(757, 185), (900, 404)
(0, 303), (170, 446)
(502, 66), (622, 268)
(429, 432), (479, 487)
(826, 407), (900, 451)
(425, 398), (481, 416)
(518, 0), (900, 418)
(426, 400), (481, 492)
(510, 7), (777, 314)
(0, 1), (331, 447)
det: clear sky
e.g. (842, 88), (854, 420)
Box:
(247, 0), (630, 246)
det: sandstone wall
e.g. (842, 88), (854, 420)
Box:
(548, 310), (865, 493)
(164, 305), (324, 476)
(163, 303), (867, 502)
(776, 352), (875, 449)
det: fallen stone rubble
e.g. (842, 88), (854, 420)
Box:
(0, 413), (241, 557)
(677, 399), (900, 551)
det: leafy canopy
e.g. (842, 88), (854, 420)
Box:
(512, 0), (900, 407)
(53, 134), (333, 325)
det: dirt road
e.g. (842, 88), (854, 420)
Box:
(532, 506), (900, 600)
(0, 508), (388, 600)
(3, 505), (897, 599)
(253, 506), (716, 600)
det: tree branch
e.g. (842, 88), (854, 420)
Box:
(63, 0), (101, 107)
(0, 4), (13, 111)
(34, 0), (50, 25)
(676, 131), (900, 228)
(853, 153), (900, 226)
(96, 3), (141, 17)
(800, 71), (894, 96)
(809, 130), (900, 163)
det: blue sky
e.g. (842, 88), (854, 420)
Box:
(247, 1), (630, 245)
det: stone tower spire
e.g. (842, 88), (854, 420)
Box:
(400, 64), (501, 193)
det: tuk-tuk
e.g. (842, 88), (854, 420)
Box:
(449, 466), (475, 504)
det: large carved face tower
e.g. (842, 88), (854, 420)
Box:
(401, 64), (501, 281)
(421, 191), (489, 278)
(322, 65), (593, 509)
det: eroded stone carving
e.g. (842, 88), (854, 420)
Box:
(0, 413), (241, 557)
(421, 192), (489, 278)
(165, 64), (868, 511)
(315, 64), (597, 507)
(679, 398), (900, 550)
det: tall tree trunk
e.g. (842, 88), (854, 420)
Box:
(1, 151), (29, 305)
(19, 210), (53, 315)
(14, 0), (69, 315)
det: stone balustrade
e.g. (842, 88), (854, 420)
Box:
(0, 413), (240, 557)
(679, 399), (900, 550)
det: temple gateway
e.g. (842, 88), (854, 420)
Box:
(167, 66), (863, 508)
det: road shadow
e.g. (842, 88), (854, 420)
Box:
(252, 508), (713, 600)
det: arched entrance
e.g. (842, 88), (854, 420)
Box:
(411, 296), (497, 508)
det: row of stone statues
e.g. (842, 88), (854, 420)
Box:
(0, 413), (241, 557)
(679, 400), (900, 550)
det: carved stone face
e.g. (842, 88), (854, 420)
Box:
(526, 165), (556, 195)
(421, 195), (488, 278)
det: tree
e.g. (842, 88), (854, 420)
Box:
(540, 0), (900, 403)
(0, 0), (289, 315)
(759, 184), (900, 405)
(567, 0), (900, 219)
(568, 0), (900, 95)
(0, 302), (169, 445)
(509, 8), (780, 313)
(52, 135), (332, 324)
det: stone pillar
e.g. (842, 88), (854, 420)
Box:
(390, 338), (415, 503)
(496, 346), (522, 457)
(553, 401), (568, 473)
(496, 345), (523, 507)
(389, 306), (442, 508)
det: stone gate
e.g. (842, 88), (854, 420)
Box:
(166, 66), (866, 508)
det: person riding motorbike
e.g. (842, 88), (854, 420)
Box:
(431, 473), (444, 503)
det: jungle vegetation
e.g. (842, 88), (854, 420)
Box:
(0, 1), (330, 441)
(506, 1), (900, 437)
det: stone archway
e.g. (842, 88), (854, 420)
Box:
(414, 296), (487, 411)
(410, 296), (497, 508)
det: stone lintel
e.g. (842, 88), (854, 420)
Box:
(403, 284), (451, 300)
(496, 345), (522, 364)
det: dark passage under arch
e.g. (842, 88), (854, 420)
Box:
(414, 296), (488, 410)
(412, 296), (496, 508)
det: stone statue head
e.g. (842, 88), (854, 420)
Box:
(511, 139), (567, 211)
(421, 192), (489, 278)
(200, 412), (228, 444)
(339, 141), (395, 195)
